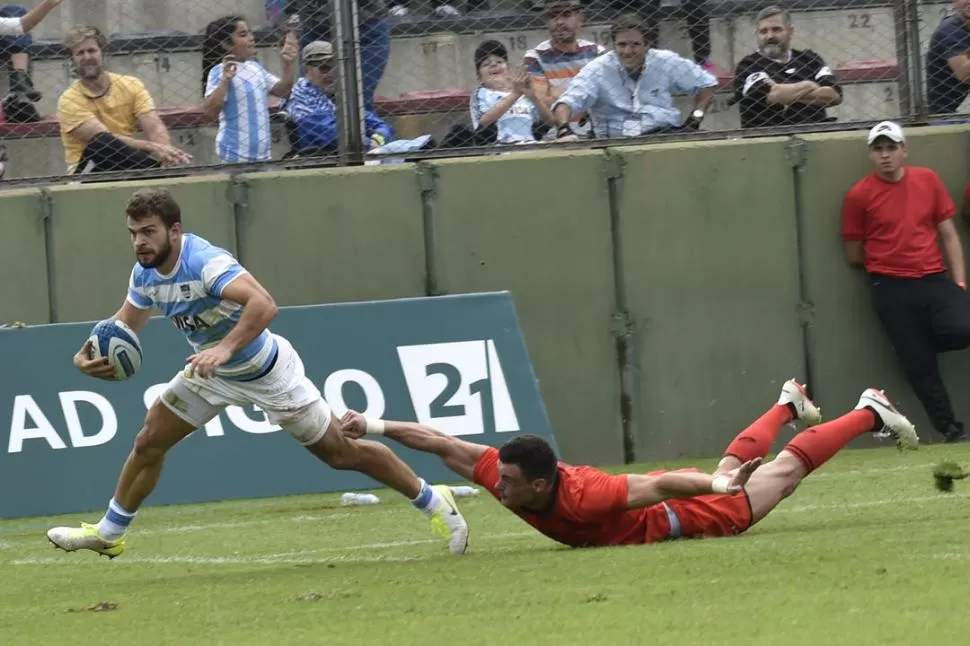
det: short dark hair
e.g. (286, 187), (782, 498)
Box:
(498, 435), (558, 481)
(474, 39), (508, 71)
(125, 188), (182, 228)
(755, 5), (791, 26)
(610, 13), (649, 42)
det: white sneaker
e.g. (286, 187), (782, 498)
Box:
(855, 388), (919, 451)
(777, 378), (822, 425)
(429, 485), (469, 555)
(389, 4), (409, 16)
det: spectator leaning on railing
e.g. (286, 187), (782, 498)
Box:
(733, 6), (842, 129)
(202, 15), (298, 164)
(57, 25), (192, 175)
(471, 40), (556, 145)
(551, 13), (716, 140)
(0, 0), (67, 123)
(523, 0), (604, 139)
(282, 40), (393, 154)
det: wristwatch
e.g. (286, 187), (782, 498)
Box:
(684, 109), (705, 130)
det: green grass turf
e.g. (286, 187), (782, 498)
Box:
(2, 443), (969, 645)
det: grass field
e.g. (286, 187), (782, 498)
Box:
(2, 443), (970, 645)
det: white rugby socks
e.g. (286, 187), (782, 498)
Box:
(96, 498), (137, 541)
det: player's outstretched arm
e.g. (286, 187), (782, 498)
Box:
(625, 458), (762, 509)
(340, 410), (486, 481)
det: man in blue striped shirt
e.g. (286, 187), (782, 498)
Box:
(552, 13), (717, 139)
(47, 187), (470, 559)
(283, 40), (393, 153)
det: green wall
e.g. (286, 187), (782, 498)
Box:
(5, 126), (969, 463)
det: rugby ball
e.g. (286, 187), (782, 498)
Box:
(88, 319), (143, 381)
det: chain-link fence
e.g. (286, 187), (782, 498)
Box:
(0, 0), (963, 184)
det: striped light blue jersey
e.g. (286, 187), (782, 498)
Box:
(126, 233), (277, 380)
(205, 60), (279, 163)
(470, 87), (540, 144)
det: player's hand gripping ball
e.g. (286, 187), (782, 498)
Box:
(87, 319), (143, 381)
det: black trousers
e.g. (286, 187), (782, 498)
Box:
(870, 272), (970, 438)
(74, 131), (160, 175)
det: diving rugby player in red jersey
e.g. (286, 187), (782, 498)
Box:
(340, 379), (917, 548)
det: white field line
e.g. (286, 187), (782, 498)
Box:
(10, 554), (431, 566)
(8, 489), (970, 566)
(260, 531), (538, 559)
(4, 489), (966, 549)
(807, 462), (937, 479)
(138, 512), (359, 535)
(10, 531), (537, 566)
(773, 492), (970, 514)
(0, 464), (940, 533)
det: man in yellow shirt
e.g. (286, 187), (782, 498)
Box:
(57, 25), (192, 174)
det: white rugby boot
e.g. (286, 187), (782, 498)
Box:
(778, 378), (822, 425)
(855, 388), (920, 451)
(47, 523), (126, 559)
(429, 485), (469, 555)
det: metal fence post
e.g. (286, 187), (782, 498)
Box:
(334, 0), (365, 165)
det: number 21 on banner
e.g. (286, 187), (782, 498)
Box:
(396, 340), (520, 436)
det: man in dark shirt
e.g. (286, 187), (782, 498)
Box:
(733, 6), (842, 129)
(926, 6), (970, 114)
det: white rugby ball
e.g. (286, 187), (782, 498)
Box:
(88, 319), (143, 381)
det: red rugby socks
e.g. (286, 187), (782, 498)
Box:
(722, 405), (793, 463)
(783, 409), (877, 472)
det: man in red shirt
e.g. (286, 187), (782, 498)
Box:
(842, 121), (970, 443)
(339, 379), (917, 549)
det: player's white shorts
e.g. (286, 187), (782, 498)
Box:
(157, 334), (332, 445)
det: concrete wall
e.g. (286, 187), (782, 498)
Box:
(4, 126), (970, 464)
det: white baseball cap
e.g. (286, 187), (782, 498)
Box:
(867, 121), (905, 145)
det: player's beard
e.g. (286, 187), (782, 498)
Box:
(137, 238), (172, 269)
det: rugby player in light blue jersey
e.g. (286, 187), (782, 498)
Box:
(47, 187), (469, 558)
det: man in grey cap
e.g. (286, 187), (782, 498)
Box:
(282, 40), (394, 154)
(842, 121), (970, 443)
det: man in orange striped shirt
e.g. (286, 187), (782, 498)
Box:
(523, 0), (604, 137)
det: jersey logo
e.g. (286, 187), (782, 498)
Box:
(743, 71), (770, 96)
(172, 315), (211, 333)
(179, 284), (192, 300)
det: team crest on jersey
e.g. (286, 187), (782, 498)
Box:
(180, 284), (192, 300)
